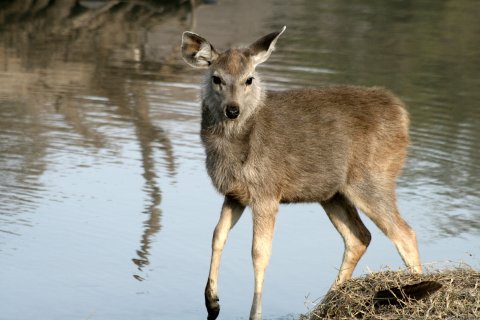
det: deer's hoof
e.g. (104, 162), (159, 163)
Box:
(205, 288), (220, 320)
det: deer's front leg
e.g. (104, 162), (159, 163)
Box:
(249, 199), (279, 320)
(205, 196), (245, 320)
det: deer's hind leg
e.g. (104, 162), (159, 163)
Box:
(344, 181), (422, 274)
(321, 193), (372, 286)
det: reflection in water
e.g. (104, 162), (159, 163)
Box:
(98, 66), (176, 277)
(0, 101), (48, 220)
(0, 0), (192, 275)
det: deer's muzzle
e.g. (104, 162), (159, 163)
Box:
(225, 104), (240, 120)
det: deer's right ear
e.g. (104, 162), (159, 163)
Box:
(181, 32), (218, 68)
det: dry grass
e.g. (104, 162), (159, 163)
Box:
(302, 263), (480, 320)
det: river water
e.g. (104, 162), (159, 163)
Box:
(0, 1), (479, 319)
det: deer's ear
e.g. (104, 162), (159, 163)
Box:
(181, 32), (219, 68)
(248, 26), (286, 66)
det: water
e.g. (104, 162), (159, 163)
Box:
(0, 1), (479, 319)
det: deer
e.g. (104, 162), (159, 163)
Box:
(181, 26), (422, 320)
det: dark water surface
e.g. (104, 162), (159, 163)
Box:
(0, 1), (479, 319)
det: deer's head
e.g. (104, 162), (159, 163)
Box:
(181, 27), (286, 124)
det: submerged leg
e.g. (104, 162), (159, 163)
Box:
(249, 199), (279, 320)
(205, 196), (245, 320)
(321, 193), (372, 286)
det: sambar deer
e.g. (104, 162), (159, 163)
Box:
(181, 26), (422, 320)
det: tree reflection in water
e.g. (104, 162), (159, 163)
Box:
(0, 0), (196, 278)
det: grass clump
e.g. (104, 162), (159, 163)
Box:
(302, 263), (480, 320)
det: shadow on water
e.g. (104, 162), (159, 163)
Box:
(0, 0), (196, 275)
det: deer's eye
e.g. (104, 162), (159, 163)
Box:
(212, 76), (222, 85)
(245, 77), (254, 86)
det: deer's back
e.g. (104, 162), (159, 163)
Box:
(262, 85), (409, 141)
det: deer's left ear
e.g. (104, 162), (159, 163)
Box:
(248, 26), (286, 66)
(181, 31), (219, 68)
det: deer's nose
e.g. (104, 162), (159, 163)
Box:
(225, 104), (240, 119)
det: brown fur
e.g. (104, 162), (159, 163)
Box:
(215, 49), (250, 76)
(181, 27), (421, 320)
(202, 86), (409, 205)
